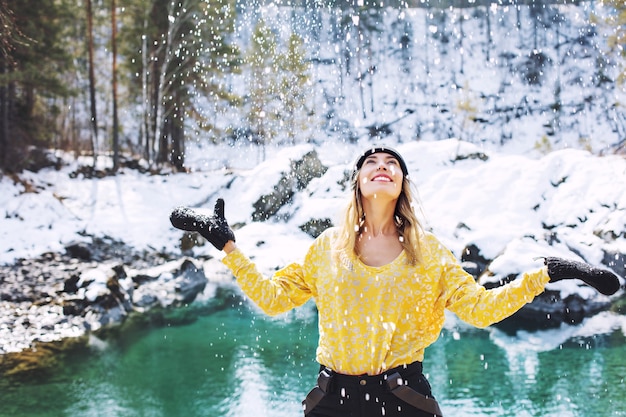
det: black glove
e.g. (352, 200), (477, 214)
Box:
(544, 257), (621, 296)
(169, 198), (235, 250)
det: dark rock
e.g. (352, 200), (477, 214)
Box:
(452, 151), (489, 162)
(22, 147), (63, 173)
(252, 150), (328, 221)
(132, 293), (158, 309)
(130, 258), (207, 309)
(177, 259), (208, 304)
(65, 241), (92, 261)
(62, 297), (88, 316)
(63, 274), (80, 294)
(299, 218), (333, 238)
(0, 337), (88, 378)
(503, 290), (611, 329)
(132, 272), (159, 286)
(460, 243), (490, 277)
(603, 250), (626, 283)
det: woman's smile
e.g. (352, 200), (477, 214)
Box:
(371, 173), (393, 182)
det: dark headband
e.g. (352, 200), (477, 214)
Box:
(353, 146), (409, 177)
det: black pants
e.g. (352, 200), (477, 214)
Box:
(305, 362), (438, 417)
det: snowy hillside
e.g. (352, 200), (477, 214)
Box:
(1, 139), (624, 302)
(196, 2), (626, 160)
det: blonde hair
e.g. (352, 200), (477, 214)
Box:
(336, 171), (424, 266)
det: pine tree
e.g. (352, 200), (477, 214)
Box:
(111, 0), (120, 171)
(119, 0), (240, 170)
(85, 0), (99, 168)
(339, 5), (384, 119)
(245, 18), (280, 159)
(602, 0), (626, 83)
(0, 0), (76, 172)
(276, 33), (312, 144)
(0, 0), (17, 169)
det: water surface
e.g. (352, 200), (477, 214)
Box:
(2, 306), (625, 416)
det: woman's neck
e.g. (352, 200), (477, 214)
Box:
(357, 201), (403, 267)
(361, 200), (397, 237)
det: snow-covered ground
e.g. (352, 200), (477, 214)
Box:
(2, 139), (624, 297)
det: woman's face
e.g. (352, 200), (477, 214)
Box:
(357, 152), (404, 202)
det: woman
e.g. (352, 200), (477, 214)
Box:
(170, 146), (620, 417)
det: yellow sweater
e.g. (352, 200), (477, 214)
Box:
(222, 227), (549, 376)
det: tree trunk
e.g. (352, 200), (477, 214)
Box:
(157, 116), (169, 165)
(86, 0), (98, 168)
(146, 1), (163, 166)
(141, 16), (150, 163)
(148, 0), (176, 168)
(484, 5), (491, 62)
(0, 62), (7, 170)
(111, 0), (120, 171)
(0, 0), (10, 170)
(458, 12), (464, 74)
(356, 14), (366, 119)
(170, 91), (185, 171)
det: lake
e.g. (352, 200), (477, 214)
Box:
(1, 305), (625, 416)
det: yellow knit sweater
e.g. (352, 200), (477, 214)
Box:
(222, 227), (549, 376)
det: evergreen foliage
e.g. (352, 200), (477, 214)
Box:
(0, 0), (76, 172)
(276, 33), (313, 144)
(1, 1), (625, 172)
(245, 18), (281, 154)
(603, 0), (626, 83)
(119, 0), (240, 170)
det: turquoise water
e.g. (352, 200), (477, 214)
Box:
(1, 306), (626, 416)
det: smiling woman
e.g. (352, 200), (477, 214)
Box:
(169, 146), (620, 417)
(353, 149), (409, 268)
(344, 147), (423, 269)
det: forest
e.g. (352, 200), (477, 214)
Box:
(1, 0), (626, 174)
